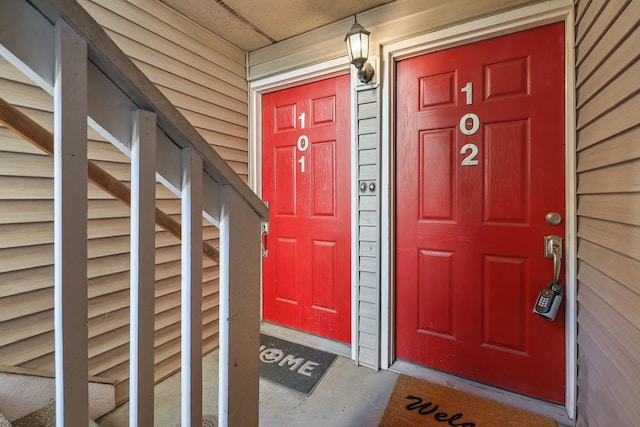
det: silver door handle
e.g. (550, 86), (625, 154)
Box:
(544, 235), (562, 288)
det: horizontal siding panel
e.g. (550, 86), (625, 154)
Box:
(359, 133), (378, 150)
(574, 0), (594, 27)
(358, 331), (377, 350)
(0, 57), (37, 85)
(359, 284), (378, 303)
(105, 31), (246, 103)
(359, 194), (377, 211)
(82, 0), (244, 78)
(0, 151), (52, 178)
(578, 217), (640, 261)
(0, 200), (158, 225)
(359, 316), (378, 334)
(359, 225), (378, 242)
(136, 61), (247, 115)
(359, 164), (377, 180)
(121, 0), (244, 65)
(577, 161), (640, 194)
(194, 129), (248, 156)
(0, 311), (51, 348)
(578, 285), (640, 362)
(179, 110), (248, 141)
(578, 193), (640, 226)
(577, 309), (640, 410)
(359, 241), (377, 257)
(575, 3), (640, 101)
(578, 240), (640, 296)
(577, 126), (640, 172)
(578, 261), (640, 333)
(0, 333), (54, 367)
(358, 89), (377, 104)
(0, 266), (53, 298)
(575, 0), (625, 62)
(0, 79), (52, 111)
(357, 347), (377, 369)
(358, 102), (378, 120)
(576, 93), (640, 150)
(0, 129), (49, 156)
(359, 256), (378, 274)
(88, 7), (245, 94)
(358, 211), (377, 226)
(577, 60), (640, 128)
(577, 342), (638, 426)
(0, 222), (52, 249)
(160, 86), (246, 126)
(574, 0), (606, 45)
(359, 149), (378, 166)
(358, 118), (378, 135)
(359, 271), (377, 288)
(0, 245), (52, 274)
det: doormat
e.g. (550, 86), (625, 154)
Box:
(380, 375), (558, 427)
(259, 334), (337, 395)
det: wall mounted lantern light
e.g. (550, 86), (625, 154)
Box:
(345, 17), (374, 84)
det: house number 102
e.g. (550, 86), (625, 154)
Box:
(459, 82), (479, 166)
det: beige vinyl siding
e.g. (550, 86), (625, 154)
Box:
(0, 0), (247, 405)
(575, 0), (640, 425)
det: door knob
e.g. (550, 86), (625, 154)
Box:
(545, 212), (562, 225)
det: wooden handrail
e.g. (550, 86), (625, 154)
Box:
(0, 96), (219, 264)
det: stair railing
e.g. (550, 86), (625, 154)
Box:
(0, 1), (268, 426)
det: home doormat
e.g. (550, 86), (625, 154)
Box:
(259, 334), (337, 395)
(380, 375), (558, 427)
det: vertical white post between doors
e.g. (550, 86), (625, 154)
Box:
(129, 110), (157, 426)
(53, 19), (89, 427)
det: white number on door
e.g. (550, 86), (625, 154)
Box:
(460, 143), (479, 166)
(298, 155), (306, 173)
(298, 112), (306, 129)
(459, 113), (480, 136)
(461, 82), (473, 105)
(297, 135), (309, 152)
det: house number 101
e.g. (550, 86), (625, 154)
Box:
(297, 134), (309, 173)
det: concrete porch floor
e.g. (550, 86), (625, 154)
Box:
(97, 324), (572, 426)
(98, 327), (399, 426)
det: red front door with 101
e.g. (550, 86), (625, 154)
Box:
(262, 75), (351, 343)
(395, 23), (566, 402)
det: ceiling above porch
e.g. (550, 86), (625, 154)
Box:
(159, 0), (395, 52)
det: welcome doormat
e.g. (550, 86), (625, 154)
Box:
(259, 334), (337, 395)
(380, 375), (558, 427)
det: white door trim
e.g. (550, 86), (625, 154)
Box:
(248, 58), (358, 358)
(379, 0), (576, 419)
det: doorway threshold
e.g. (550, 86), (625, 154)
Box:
(260, 322), (351, 358)
(389, 359), (574, 427)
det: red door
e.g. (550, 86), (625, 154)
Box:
(395, 23), (565, 402)
(262, 75), (351, 343)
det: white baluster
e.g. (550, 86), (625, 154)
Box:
(53, 19), (89, 427)
(181, 148), (203, 427)
(130, 110), (157, 426)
